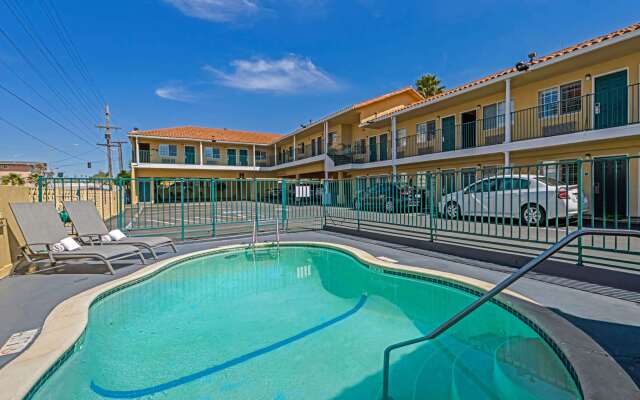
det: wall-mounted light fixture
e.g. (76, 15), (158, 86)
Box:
(585, 74), (592, 81)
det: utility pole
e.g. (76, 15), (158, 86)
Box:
(96, 105), (121, 178)
(112, 141), (128, 174)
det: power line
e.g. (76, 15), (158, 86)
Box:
(0, 25), (97, 131)
(1, 0), (100, 122)
(0, 82), (97, 147)
(0, 115), (84, 160)
(40, 0), (105, 106)
(0, 57), (92, 133)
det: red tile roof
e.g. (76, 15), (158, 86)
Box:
(352, 87), (423, 109)
(129, 126), (282, 144)
(406, 21), (640, 106)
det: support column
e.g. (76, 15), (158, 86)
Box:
(135, 137), (140, 164)
(293, 136), (296, 161)
(391, 116), (397, 176)
(323, 121), (329, 180)
(274, 144), (278, 166)
(504, 78), (512, 144)
(199, 142), (203, 165)
(253, 144), (256, 167)
(504, 78), (512, 169)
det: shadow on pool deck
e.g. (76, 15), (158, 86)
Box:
(552, 308), (640, 386)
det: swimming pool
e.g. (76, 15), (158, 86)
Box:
(29, 245), (581, 399)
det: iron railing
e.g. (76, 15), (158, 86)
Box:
(380, 228), (640, 400)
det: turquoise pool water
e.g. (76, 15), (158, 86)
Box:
(32, 246), (581, 399)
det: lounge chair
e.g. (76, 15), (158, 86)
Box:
(63, 201), (177, 259)
(10, 202), (145, 274)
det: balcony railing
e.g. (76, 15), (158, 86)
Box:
(512, 83), (639, 141)
(139, 150), (150, 163)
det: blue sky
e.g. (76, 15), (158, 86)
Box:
(0, 0), (637, 176)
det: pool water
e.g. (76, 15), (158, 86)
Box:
(32, 246), (581, 399)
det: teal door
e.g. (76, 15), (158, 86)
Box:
(369, 136), (377, 162)
(379, 133), (388, 161)
(227, 149), (237, 166)
(595, 70), (628, 129)
(239, 149), (248, 166)
(184, 146), (196, 164)
(442, 116), (456, 152)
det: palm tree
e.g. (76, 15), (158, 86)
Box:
(415, 73), (445, 98)
(1, 173), (25, 186)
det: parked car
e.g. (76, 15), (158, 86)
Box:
(265, 183), (323, 205)
(354, 182), (422, 212)
(439, 174), (588, 225)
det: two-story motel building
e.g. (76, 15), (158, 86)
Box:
(130, 22), (640, 216)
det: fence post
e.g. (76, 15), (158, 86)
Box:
(253, 178), (259, 233)
(37, 175), (43, 202)
(429, 174), (435, 242)
(322, 179), (328, 228)
(577, 159), (584, 266)
(281, 178), (287, 229)
(211, 178), (216, 238)
(117, 178), (124, 231)
(356, 178), (361, 231)
(180, 178), (185, 241)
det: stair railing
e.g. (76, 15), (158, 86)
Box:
(381, 228), (640, 400)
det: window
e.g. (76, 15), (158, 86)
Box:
(255, 151), (267, 161)
(483, 100), (513, 130)
(397, 128), (407, 147)
(501, 178), (531, 191)
(416, 120), (436, 144)
(538, 81), (581, 118)
(560, 160), (578, 185)
(311, 138), (317, 156)
(538, 88), (559, 118)
(204, 147), (220, 159)
(158, 144), (177, 157)
(560, 81), (581, 114)
(328, 132), (337, 147)
(300, 142), (305, 155)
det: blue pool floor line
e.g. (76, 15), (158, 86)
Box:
(90, 294), (368, 399)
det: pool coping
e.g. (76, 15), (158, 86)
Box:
(0, 241), (636, 400)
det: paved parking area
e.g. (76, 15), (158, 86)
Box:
(1, 230), (638, 388)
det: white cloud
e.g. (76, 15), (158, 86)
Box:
(154, 83), (195, 102)
(163, 0), (325, 23)
(204, 55), (338, 93)
(163, 0), (260, 22)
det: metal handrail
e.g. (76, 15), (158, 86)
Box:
(250, 219), (280, 251)
(381, 228), (640, 400)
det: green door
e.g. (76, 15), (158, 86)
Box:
(379, 133), (388, 161)
(369, 136), (377, 162)
(239, 149), (248, 166)
(227, 149), (237, 166)
(184, 146), (196, 164)
(442, 116), (456, 152)
(595, 70), (628, 129)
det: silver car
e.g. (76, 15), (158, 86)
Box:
(440, 174), (588, 225)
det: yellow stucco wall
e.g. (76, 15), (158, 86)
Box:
(0, 186), (32, 278)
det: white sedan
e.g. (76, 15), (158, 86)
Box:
(439, 174), (588, 225)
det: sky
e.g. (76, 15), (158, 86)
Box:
(0, 0), (637, 176)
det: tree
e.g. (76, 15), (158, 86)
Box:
(117, 170), (131, 179)
(26, 172), (40, 186)
(1, 173), (25, 186)
(415, 73), (445, 98)
(92, 171), (109, 178)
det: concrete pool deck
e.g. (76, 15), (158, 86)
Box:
(0, 230), (639, 394)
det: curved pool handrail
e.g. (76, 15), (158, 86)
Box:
(381, 228), (640, 400)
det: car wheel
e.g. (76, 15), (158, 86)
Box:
(521, 203), (546, 226)
(446, 201), (461, 219)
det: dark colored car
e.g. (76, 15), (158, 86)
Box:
(354, 183), (423, 212)
(265, 183), (323, 205)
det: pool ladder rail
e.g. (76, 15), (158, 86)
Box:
(380, 228), (640, 400)
(250, 219), (281, 251)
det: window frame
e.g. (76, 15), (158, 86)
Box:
(537, 80), (582, 119)
(158, 144), (177, 157)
